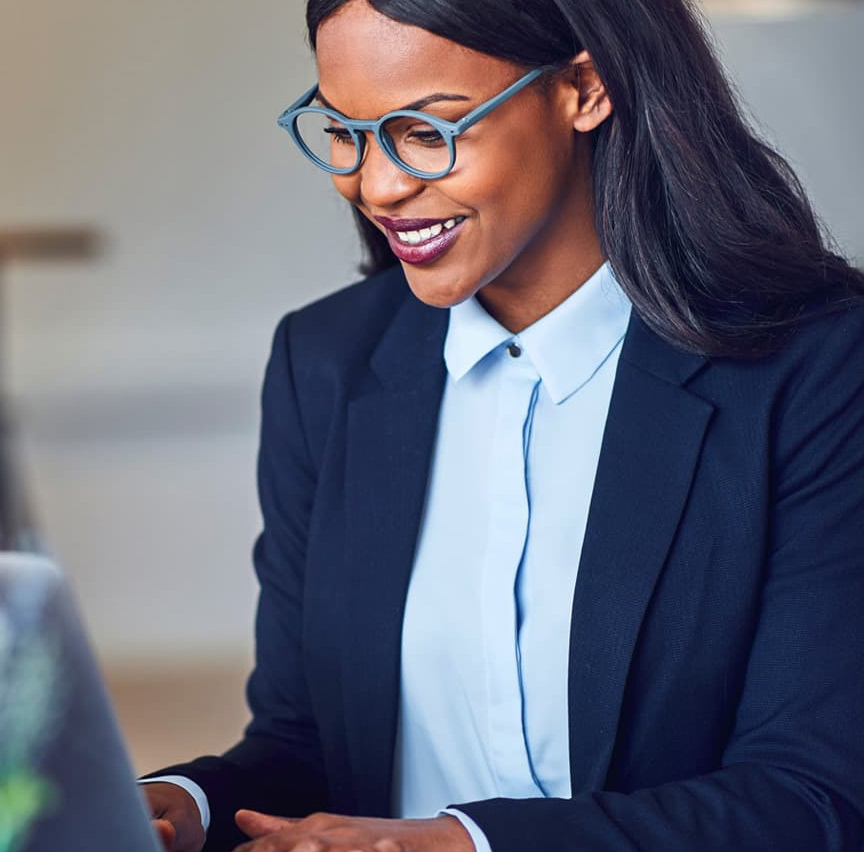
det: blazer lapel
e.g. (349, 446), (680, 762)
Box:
(341, 290), (448, 816)
(568, 314), (714, 793)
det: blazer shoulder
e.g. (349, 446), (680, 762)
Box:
(285, 265), (411, 360)
(757, 297), (864, 393)
(682, 298), (864, 454)
(267, 263), (446, 398)
(779, 298), (864, 416)
(693, 297), (864, 385)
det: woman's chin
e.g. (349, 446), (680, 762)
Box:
(401, 266), (479, 310)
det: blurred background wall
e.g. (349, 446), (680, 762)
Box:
(0, 0), (862, 772)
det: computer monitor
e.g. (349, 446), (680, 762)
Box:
(0, 552), (162, 852)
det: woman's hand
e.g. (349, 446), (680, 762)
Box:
(142, 782), (206, 852)
(232, 810), (475, 852)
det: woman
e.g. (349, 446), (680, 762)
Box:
(144, 1), (864, 850)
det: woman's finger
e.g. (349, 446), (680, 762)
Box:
(153, 818), (176, 850)
(235, 809), (300, 838)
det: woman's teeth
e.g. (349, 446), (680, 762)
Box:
(395, 217), (464, 245)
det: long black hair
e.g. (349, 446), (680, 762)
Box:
(306, 0), (864, 357)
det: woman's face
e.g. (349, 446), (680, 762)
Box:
(315, 0), (604, 321)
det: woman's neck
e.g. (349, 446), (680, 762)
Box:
(475, 230), (607, 334)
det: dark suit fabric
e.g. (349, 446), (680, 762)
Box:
(162, 265), (864, 851)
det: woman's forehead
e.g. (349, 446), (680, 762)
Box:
(315, 0), (521, 116)
(316, 0), (428, 69)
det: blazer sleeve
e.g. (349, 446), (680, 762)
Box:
(453, 312), (864, 851)
(151, 313), (329, 851)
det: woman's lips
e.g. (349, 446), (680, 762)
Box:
(375, 215), (467, 265)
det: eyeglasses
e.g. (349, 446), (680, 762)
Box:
(276, 66), (556, 180)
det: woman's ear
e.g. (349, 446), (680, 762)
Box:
(564, 50), (613, 132)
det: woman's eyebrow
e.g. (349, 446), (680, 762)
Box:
(316, 90), (472, 113)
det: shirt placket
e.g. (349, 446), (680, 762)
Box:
(481, 345), (544, 798)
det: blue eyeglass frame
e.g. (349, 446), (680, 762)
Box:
(276, 65), (557, 180)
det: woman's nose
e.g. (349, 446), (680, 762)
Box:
(355, 138), (425, 209)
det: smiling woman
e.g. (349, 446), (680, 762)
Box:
(141, 1), (864, 851)
(308, 5), (608, 329)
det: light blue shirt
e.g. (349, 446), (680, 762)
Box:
(393, 262), (631, 850)
(146, 263), (631, 851)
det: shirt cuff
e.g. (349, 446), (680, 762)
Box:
(439, 808), (493, 852)
(139, 775), (211, 833)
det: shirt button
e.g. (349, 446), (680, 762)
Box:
(507, 342), (522, 358)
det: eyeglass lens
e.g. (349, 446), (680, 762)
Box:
(295, 110), (451, 175)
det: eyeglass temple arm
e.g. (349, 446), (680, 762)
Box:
(452, 65), (557, 135)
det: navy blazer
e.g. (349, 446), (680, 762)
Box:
(163, 265), (864, 851)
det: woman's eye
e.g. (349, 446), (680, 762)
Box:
(406, 128), (445, 147)
(325, 127), (353, 145)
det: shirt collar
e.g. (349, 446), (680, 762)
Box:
(444, 262), (632, 404)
